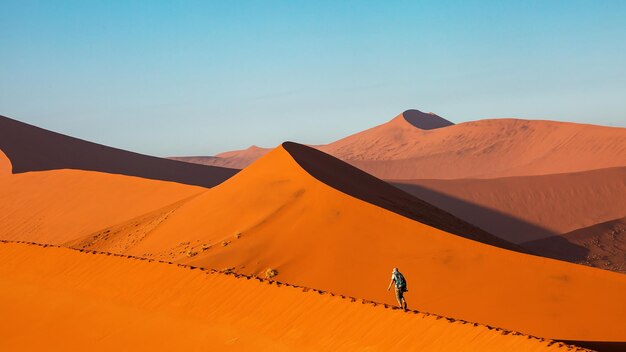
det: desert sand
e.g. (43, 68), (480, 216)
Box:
(71, 143), (626, 342)
(392, 167), (626, 243)
(0, 241), (584, 352)
(0, 169), (203, 244)
(0, 115), (239, 187)
(173, 110), (626, 180)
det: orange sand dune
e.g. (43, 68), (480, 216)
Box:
(0, 169), (203, 244)
(0, 241), (584, 352)
(392, 167), (626, 244)
(77, 143), (626, 341)
(0, 149), (11, 174)
(171, 145), (274, 169)
(172, 110), (626, 179)
(523, 216), (626, 273)
(0, 115), (238, 187)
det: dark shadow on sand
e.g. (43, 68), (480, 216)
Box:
(282, 142), (525, 253)
(0, 115), (239, 188)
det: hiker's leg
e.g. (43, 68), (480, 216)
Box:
(395, 288), (403, 308)
(402, 297), (407, 310)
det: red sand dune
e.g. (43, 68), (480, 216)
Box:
(0, 115), (238, 187)
(391, 167), (626, 244)
(0, 242), (582, 352)
(171, 110), (626, 180)
(0, 169), (203, 244)
(74, 143), (626, 342)
(523, 216), (626, 273)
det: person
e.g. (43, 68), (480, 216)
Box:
(387, 267), (408, 310)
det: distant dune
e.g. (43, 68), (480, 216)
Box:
(0, 169), (203, 244)
(72, 143), (626, 342)
(0, 115), (238, 187)
(392, 167), (626, 244)
(523, 216), (626, 273)
(0, 242), (582, 352)
(172, 110), (626, 180)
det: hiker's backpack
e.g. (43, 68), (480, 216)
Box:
(394, 272), (406, 288)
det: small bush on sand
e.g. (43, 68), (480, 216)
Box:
(265, 268), (278, 279)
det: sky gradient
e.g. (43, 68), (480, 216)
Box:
(1, 1), (625, 156)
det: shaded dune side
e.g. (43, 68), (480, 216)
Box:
(0, 241), (586, 352)
(282, 142), (522, 252)
(402, 109), (454, 129)
(523, 216), (626, 273)
(391, 167), (626, 244)
(0, 115), (238, 187)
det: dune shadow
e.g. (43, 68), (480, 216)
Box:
(558, 340), (626, 352)
(402, 110), (454, 130)
(0, 115), (239, 188)
(391, 182), (556, 243)
(282, 142), (524, 253)
(522, 236), (590, 263)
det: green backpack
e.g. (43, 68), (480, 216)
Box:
(394, 272), (406, 289)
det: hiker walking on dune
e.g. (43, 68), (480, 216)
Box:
(387, 267), (408, 310)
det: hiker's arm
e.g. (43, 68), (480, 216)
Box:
(387, 279), (394, 291)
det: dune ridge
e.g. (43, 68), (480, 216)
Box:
(69, 142), (626, 342)
(171, 111), (626, 180)
(0, 115), (238, 187)
(0, 241), (589, 352)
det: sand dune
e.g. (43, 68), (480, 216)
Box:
(171, 145), (273, 169)
(0, 149), (11, 174)
(0, 169), (203, 244)
(72, 142), (626, 342)
(322, 114), (626, 179)
(392, 167), (626, 244)
(0, 115), (238, 187)
(523, 216), (626, 273)
(171, 110), (626, 179)
(0, 241), (586, 352)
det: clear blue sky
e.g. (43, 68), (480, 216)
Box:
(1, 1), (625, 156)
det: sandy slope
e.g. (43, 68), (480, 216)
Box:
(0, 149), (11, 174)
(0, 115), (238, 187)
(171, 110), (626, 179)
(523, 216), (626, 273)
(0, 241), (583, 352)
(392, 167), (626, 244)
(74, 143), (626, 341)
(0, 169), (204, 244)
